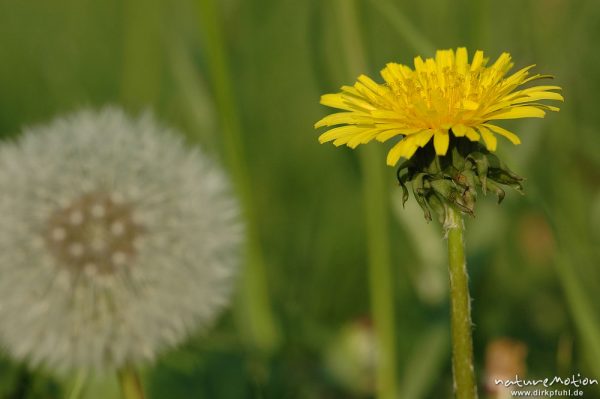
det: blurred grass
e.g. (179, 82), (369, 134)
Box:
(0, 0), (599, 398)
(196, 0), (281, 355)
(330, 0), (399, 397)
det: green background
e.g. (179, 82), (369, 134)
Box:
(0, 0), (599, 398)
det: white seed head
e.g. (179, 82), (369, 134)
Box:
(110, 220), (125, 236)
(51, 227), (66, 242)
(90, 204), (106, 218)
(112, 251), (127, 266)
(0, 107), (242, 374)
(68, 242), (84, 258)
(69, 210), (84, 226)
(83, 262), (97, 277)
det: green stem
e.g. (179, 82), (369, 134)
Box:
(66, 370), (87, 399)
(333, 1), (398, 398)
(196, 0), (280, 352)
(117, 367), (145, 399)
(446, 208), (477, 399)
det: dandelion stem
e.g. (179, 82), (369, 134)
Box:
(446, 207), (477, 399)
(66, 370), (87, 399)
(117, 367), (145, 399)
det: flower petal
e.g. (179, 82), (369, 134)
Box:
(320, 94), (353, 111)
(386, 140), (408, 166)
(456, 47), (468, 73)
(485, 106), (546, 120)
(433, 130), (450, 155)
(376, 128), (422, 142)
(415, 130), (434, 147)
(386, 138), (418, 166)
(465, 127), (480, 142)
(315, 112), (361, 128)
(414, 56), (426, 72)
(509, 92), (564, 104)
(483, 124), (521, 145)
(347, 129), (380, 148)
(319, 126), (364, 143)
(491, 52), (512, 73)
(478, 126), (497, 151)
(470, 50), (485, 71)
(452, 124), (467, 137)
(370, 110), (402, 120)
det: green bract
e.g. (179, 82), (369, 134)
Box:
(396, 137), (524, 222)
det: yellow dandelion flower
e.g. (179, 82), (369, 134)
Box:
(315, 48), (563, 166)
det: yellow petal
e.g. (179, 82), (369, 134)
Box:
(387, 136), (418, 166)
(375, 123), (419, 131)
(491, 52), (512, 72)
(462, 100), (479, 110)
(523, 74), (554, 84)
(486, 106), (546, 120)
(314, 112), (358, 128)
(381, 64), (401, 84)
(509, 92), (564, 104)
(517, 85), (562, 93)
(483, 124), (521, 145)
(318, 125), (364, 143)
(452, 124), (467, 137)
(357, 74), (383, 94)
(320, 94), (355, 111)
(341, 93), (377, 112)
(374, 130), (396, 142)
(376, 128), (422, 142)
(426, 58), (437, 73)
(542, 105), (560, 112)
(386, 140), (410, 165)
(382, 63), (413, 83)
(465, 127), (480, 142)
(456, 47), (468, 72)
(347, 130), (379, 148)
(370, 110), (402, 120)
(436, 49), (453, 68)
(501, 86), (562, 103)
(414, 56), (426, 73)
(478, 126), (497, 151)
(354, 77), (389, 106)
(402, 144), (419, 160)
(433, 130), (450, 155)
(502, 65), (536, 86)
(414, 130), (434, 147)
(470, 50), (484, 71)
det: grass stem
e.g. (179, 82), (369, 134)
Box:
(196, 0), (280, 353)
(117, 367), (145, 399)
(333, 1), (398, 398)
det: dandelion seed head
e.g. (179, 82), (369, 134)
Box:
(0, 107), (242, 374)
(44, 191), (142, 276)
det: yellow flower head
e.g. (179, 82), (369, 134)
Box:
(315, 48), (563, 166)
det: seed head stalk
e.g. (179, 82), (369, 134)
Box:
(446, 207), (477, 399)
(118, 367), (145, 399)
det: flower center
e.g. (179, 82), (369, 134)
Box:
(44, 192), (144, 276)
